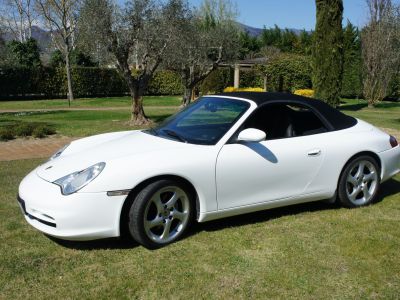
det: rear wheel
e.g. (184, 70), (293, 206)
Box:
(338, 155), (380, 208)
(128, 179), (194, 249)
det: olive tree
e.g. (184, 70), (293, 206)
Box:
(79, 0), (188, 125)
(165, 0), (239, 106)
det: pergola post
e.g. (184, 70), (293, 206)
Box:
(234, 64), (240, 88)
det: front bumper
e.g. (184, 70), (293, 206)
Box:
(378, 145), (400, 182)
(18, 169), (127, 241)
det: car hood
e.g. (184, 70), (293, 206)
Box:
(36, 130), (185, 182)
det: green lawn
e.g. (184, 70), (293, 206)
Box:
(0, 95), (181, 110)
(0, 97), (399, 138)
(0, 96), (399, 297)
(0, 107), (178, 137)
(340, 98), (400, 131)
(1, 159), (399, 298)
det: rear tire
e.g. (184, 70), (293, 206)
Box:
(338, 155), (380, 208)
(128, 179), (194, 249)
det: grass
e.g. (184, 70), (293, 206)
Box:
(340, 98), (400, 131)
(0, 107), (178, 137)
(0, 95), (181, 110)
(1, 159), (399, 298)
(0, 96), (399, 297)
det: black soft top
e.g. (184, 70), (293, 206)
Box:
(217, 92), (357, 131)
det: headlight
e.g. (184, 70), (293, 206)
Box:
(54, 162), (106, 195)
(50, 143), (70, 160)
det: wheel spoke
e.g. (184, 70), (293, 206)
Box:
(347, 173), (358, 186)
(348, 187), (360, 201)
(362, 184), (371, 200)
(172, 210), (187, 221)
(363, 172), (377, 182)
(160, 219), (172, 240)
(354, 162), (365, 179)
(152, 192), (164, 214)
(145, 216), (164, 229)
(165, 192), (180, 208)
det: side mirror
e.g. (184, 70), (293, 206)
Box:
(237, 128), (266, 142)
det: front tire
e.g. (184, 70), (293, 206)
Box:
(338, 155), (380, 208)
(128, 179), (194, 249)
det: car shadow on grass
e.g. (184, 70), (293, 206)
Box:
(47, 178), (400, 250)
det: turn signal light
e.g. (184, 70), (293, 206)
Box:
(390, 135), (398, 148)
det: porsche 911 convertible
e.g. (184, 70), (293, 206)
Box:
(18, 92), (400, 248)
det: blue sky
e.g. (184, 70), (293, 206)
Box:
(188, 0), (372, 30)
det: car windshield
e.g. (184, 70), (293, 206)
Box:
(147, 97), (250, 145)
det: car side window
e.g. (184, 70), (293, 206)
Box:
(243, 102), (328, 140)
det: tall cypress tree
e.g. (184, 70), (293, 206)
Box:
(313, 0), (344, 107)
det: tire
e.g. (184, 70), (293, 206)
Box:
(128, 179), (195, 249)
(338, 155), (381, 208)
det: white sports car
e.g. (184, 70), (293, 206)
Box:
(18, 92), (400, 248)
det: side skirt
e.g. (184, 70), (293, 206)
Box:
(198, 191), (333, 223)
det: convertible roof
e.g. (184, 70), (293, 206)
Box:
(217, 92), (357, 131)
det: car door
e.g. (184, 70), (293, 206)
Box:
(215, 102), (328, 210)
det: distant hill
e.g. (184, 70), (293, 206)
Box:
(1, 23), (308, 51)
(237, 22), (309, 37)
(2, 26), (52, 50)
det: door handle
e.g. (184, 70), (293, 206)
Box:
(308, 149), (321, 157)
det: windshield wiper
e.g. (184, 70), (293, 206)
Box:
(162, 129), (187, 143)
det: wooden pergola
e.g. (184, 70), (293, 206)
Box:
(221, 57), (269, 89)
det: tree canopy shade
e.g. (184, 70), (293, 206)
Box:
(312, 0), (344, 107)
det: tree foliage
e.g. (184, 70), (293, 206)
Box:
(163, 0), (239, 106)
(312, 0), (344, 107)
(79, 0), (188, 124)
(342, 21), (362, 98)
(7, 38), (41, 67)
(362, 0), (400, 106)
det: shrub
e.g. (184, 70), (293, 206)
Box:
(0, 67), (183, 99)
(239, 69), (264, 88)
(258, 54), (312, 92)
(14, 123), (35, 137)
(223, 87), (265, 92)
(0, 122), (56, 140)
(32, 124), (54, 138)
(294, 89), (315, 98)
(0, 127), (15, 141)
(200, 68), (233, 95)
(147, 70), (183, 95)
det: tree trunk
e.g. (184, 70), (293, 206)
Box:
(65, 52), (74, 106)
(182, 86), (192, 107)
(131, 95), (151, 126)
(129, 85), (151, 126)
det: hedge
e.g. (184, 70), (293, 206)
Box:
(257, 54), (312, 92)
(0, 67), (183, 99)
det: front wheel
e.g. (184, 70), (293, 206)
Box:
(128, 179), (194, 249)
(338, 155), (380, 208)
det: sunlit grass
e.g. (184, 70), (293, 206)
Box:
(0, 159), (399, 298)
(0, 95), (181, 110)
